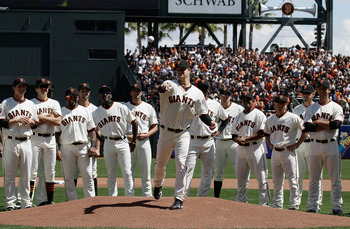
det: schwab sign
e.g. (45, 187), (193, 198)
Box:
(168, 0), (242, 14)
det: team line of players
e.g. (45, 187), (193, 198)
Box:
(0, 71), (343, 214)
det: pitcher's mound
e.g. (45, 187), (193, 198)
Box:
(1, 196), (350, 228)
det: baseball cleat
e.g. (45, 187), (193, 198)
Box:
(306, 209), (317, 213)
(5, 207), (14, 211)
(288, 207), (299, 211)
(154, 186), (162, 200)
(15, 202), (21, 209)
(170, 199), (183, 210)
(38, 202), (48, 206)
(332, 209), (343, 215)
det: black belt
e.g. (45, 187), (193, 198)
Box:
(33, 133), (55, 137)
(219, 138), (232, 141)
(72, 142), (84, 145)
(242, 142), (257, 147)
(311, 138), (335, 144)
(296, 138), (311, 143)
(191, 135), (210, 139)
(105, 136), (124, 141)
(160, 125), (190, 133)
(8, 136), (31, 141)
(274, 147), (285, 152)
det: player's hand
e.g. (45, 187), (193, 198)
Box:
(127, 135), (133, 142)
(287, 143), (299, 151)
(160, 83), (171, 92)
(235, 136), (246, 146)
(209, 121), (216, 131)
(211, 131), (221, 138)
(17, 116), (30, 125)
(88, 147), (99, 158)
(56, 150), (62, 161)
(137, 133), (148, 141)
(129, 141), (136, 152)
(267, 143), (273, 150)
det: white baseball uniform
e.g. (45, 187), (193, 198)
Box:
(186, 98), (228, 196)
(293, 103), (323, 208)
(30, 98), (61, 202)
(0, 97), (37, 209)
(74, 103), (98, 182)
(214, 102), (244, 183)
(125, 101), (158, 197)
(264, 111), (302, 209)
(304, 101), (343, 212)
(154, 79), (209, 202)
(232, 108), (270, 206)
(92, 101), (136, 196)
(58, 105), (95, 201)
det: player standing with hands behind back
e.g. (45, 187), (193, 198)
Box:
(153, 59), (215, 210)
(303, 79), (343, 215)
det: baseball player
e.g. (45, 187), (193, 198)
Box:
(125, 82), (158, 197)
(92, 85), (138, 196)
(232, 92), (270, 206)
(264, 95), (304, 210)
(303, 79), (343, 215)
(29, 78), (62, 206)
(292, 84), (323, 209)
(213, 87), (245, 198)
(185, 79), (229, 197)
(55, 87), (98, 201)
(153, 59), (215, 210)
(0, 77), (39, 211)
(74, 83), (100, 196)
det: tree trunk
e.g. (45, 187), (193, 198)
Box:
(224, 24), (227, 47)
(200, 26), (205, 45)
(249, 24), (254, 49)
(137, 22), (141, 51)
(179, 26), (184, 44)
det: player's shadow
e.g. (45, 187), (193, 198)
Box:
(84, 199), (168, 214)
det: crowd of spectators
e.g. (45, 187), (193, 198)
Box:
(124, 44), (350, 123)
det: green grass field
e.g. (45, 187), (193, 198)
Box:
(0, 158), (350, 228)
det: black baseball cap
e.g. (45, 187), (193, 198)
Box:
(318, 79), (330, 88)
(78, 83), (90, 91)
(35, 78), (50, 88)
(220, 87), (231, 95)
(130, 82), (142, 91)
(275, 95), (289, 103)
(241, 92), (254, 100)
(99, 85), (112, 94)
(301, 84), (314, 94)
(175, 59), (191, 70)
(65, 87), (79, 97)
(197, 79), (210, 89)
(13, 77), (28, 86)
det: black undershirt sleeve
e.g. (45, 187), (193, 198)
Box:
(199, 114), (213, 126)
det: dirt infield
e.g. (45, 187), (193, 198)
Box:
(0, 196), (349, 228)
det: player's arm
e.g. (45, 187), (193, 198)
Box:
(288, 132), (308, 151)
(88, 128), (98, 158)
(264, 133), (273, 150)
(137, 123), (158, 141)
(212, 116), (230, 137)
(38, 113), (62, 126)
(245, 129), (265, 141)
(95, 129), (101, 156)
(129, 120), (138, 152)
(55, 131), (62, 161)
(314, 120), (341, 131)
(157, 82), (171, 93)
(199, 114), (216, 130)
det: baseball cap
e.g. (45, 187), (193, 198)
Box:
(65, 87), (79, 97)
(79, 83), (90, 91)
(174, 59), (191, 70)
(99, 85), (112, 94)
(13, 77), (28, 86)
(318, 79), (330, 88)
(220, 87), (231, 95)
(301, 84), (314, 94)
(35, 78), (50, 88)
(241, 92), (254, 100)
(130, 82), (142, 91)
(197, 79), (210, 89)
(274, 95), (288, 103)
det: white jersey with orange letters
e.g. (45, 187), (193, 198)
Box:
(125, 101), (158, 196)
(264, 111), (302, 209)
(231, 108), (270, 206)
(92, 101), (136, 196)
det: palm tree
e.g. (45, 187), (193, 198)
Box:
(125, 22), (148, 50)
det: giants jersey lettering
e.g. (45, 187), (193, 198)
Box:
(264, 112), (303, 147)
(292, 103), (308, 139)
(217, 102), (244, 140)
(0, 97), (38, 137)
(304, 101), (344, 140)
(159, 80), (208, 129)
(190, 99), (228, 136)
(231, 108), (266, 140)
(125, 101), (158, 134)
(58, 105), (95, 144)
(92, 102), (136, 137)
(31, 98), (62, 134)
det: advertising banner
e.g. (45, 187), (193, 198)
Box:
(168, 0), (242, 14)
